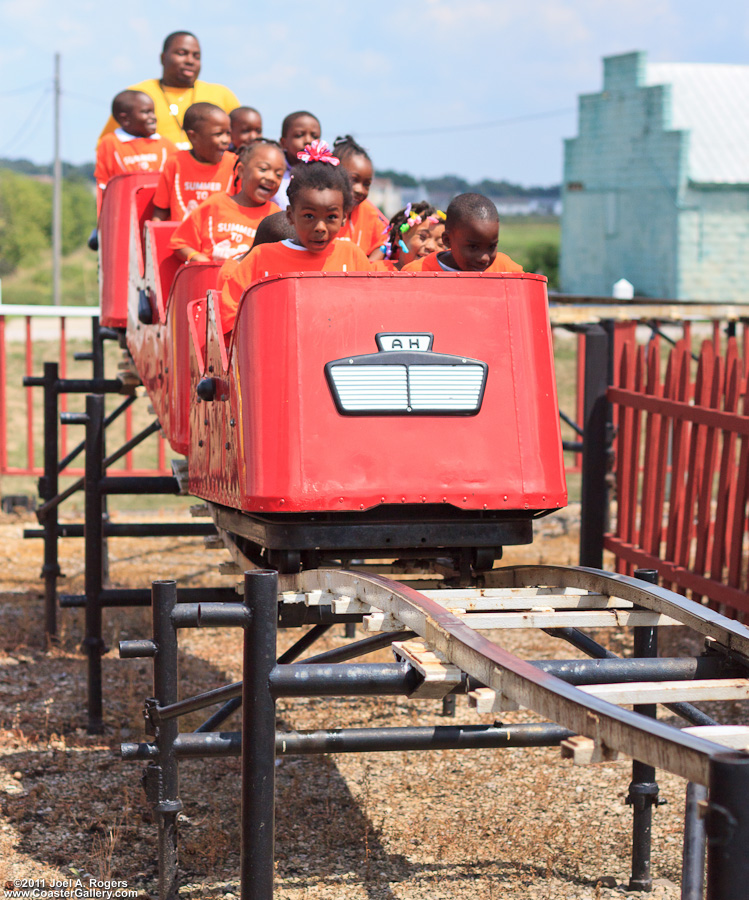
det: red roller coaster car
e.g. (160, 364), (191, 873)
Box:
(100, 174), (566, 573)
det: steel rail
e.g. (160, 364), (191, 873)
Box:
(281, 566), (749, 785)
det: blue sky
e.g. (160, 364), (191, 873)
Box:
(1, 0), (747, 185)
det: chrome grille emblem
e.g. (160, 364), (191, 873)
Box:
(325, 333), (488, 416)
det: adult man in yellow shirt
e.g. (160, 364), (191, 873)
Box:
(98, 32), (240, 150)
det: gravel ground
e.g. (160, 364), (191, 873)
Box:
(0, 505), (728, 898)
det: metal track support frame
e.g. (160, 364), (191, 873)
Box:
(706, 752), (749, 900)
(241, 569), (278, 900)
(84, 394), (106, 733)
(151, 580), (182, 900)
(627, 568), (661, 891)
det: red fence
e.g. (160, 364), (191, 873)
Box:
(605, 334), (749, 619)
(0, 304), (170, 481)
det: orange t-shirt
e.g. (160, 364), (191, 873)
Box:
(153, 150), (237, 221)
(402, 250), (524, 273)
(170, 194), (280, 261)
(94, 130), (176, 187)
(337, 199), (389, 255)
(222, 239), (373, 332)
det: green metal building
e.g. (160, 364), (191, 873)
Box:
(560, 51), (749, 299)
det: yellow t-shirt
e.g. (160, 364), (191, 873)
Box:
(98, 79), (240, 150)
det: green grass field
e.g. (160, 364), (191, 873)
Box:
(0, 245), (99, 307)
(497, 216), (560, 286)
(498, 216), (559, 258)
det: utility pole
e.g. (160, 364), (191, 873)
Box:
(52, 52), (62, 306)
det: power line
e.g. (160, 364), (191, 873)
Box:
(359, 107), (575, 139)
(64, 90), (107, 106)
(0, 88), (51, 154)
(0, 80), (50, 97)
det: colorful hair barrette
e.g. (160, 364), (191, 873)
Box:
(297, 139), (340, 166)
(401, 205), (423, 232)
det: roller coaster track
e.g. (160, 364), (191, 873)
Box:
(279, 564), (749, 785)
(123, 511), (749, 898)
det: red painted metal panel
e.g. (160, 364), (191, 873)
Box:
(604, 536), (749, 616)
(0, 316), (6, 473)
(638, 342), (665, 566)
(691, 345), (723, 605)
(189, 272), (567, 515)
(59, 317), (67, 457)
(126, 213), (220, 456)
(25, 317), (33, 472)
(608, 336), (749, 619)
(663, 343), (692, 593)
(675, 343), (712, 586)
(709, 347), (742, 612)
(163, 268), (220, 454)
(98, 173), (159, 328)
(727, 382), (749, 602)
(607, 388), (749, 434)
(615, 342), (637, 575)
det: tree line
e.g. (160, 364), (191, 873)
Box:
(378, 169), (560, 198)
(0, 163), (96, 277)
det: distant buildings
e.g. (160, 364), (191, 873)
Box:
(368, 178), (403, 219)
(560, 51), (749, 299)
(370, 177), (561, 220)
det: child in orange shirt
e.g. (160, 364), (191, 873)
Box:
(94, 90), (176, 212)
(332, 135), (389, 258)
(379, 202), (446, 270)
(229, 107), (263, 152)
(222, 140), (372, 332)
(170, 139), (285, 263)
(152, 102), (236, 221)
(402, 193), (523, 274)
(271, 110), (321, 210)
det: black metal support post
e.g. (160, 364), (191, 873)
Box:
(92, 319), (111, 592)
(241, 570), (277, 900)
(84, 394), (106, 734)
(628, 568), (660, 892)
(91, 316), (105, 381)
(706, 752), (749, 900)
(579, 323), (611, 567)
(41, 361), (60, 636)
(682, 782), (707, 900)
(150, 580), (182, 900)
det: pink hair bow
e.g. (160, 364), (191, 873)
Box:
(297, 139), (340, 166)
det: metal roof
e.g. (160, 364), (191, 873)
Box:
(646, 62), (749, 185)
